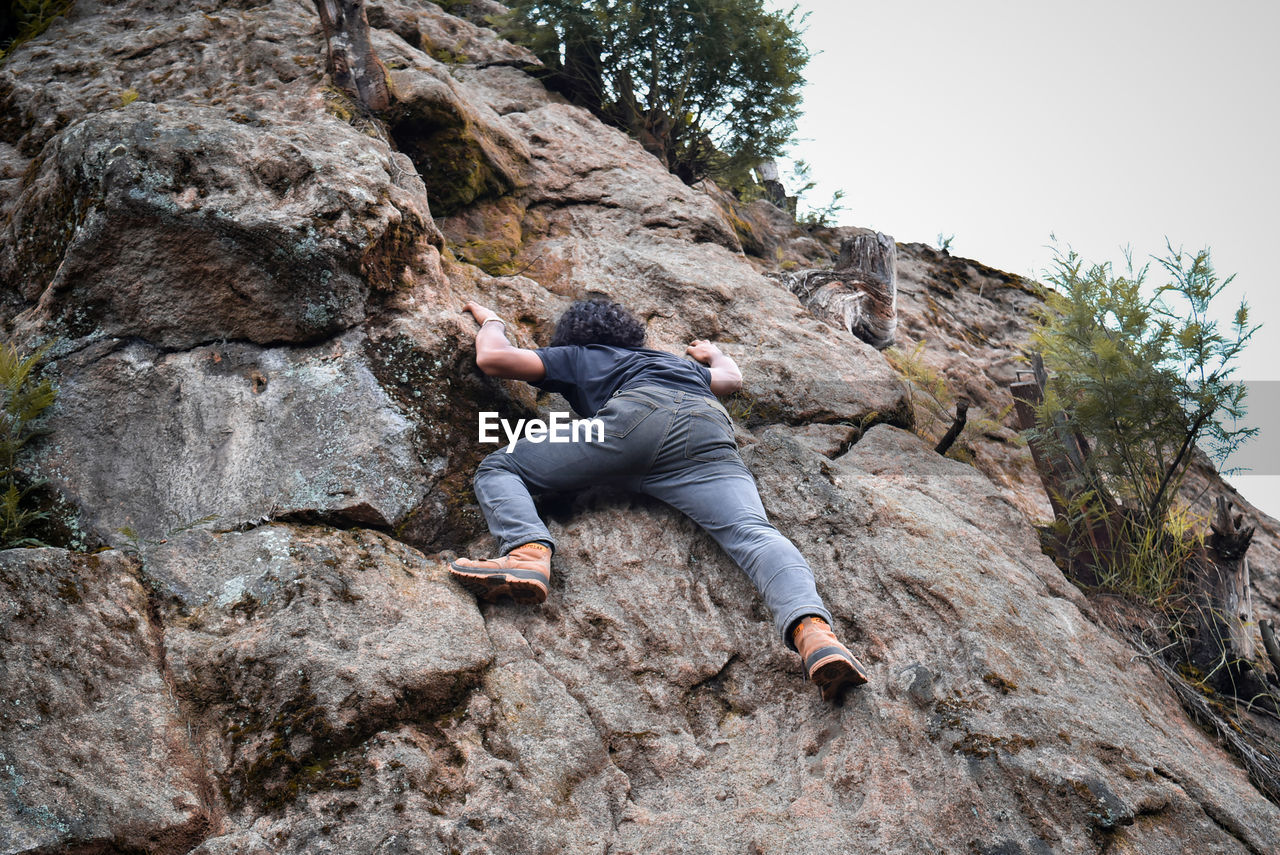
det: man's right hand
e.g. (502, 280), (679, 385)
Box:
(686, 339), (722, 365)
(687, 339), (743, 396)
(464, 300), (546, 382)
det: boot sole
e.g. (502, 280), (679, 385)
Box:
(809, 653), (870, 704)
(449, 563), (548, 605)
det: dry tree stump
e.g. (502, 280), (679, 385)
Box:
(768, 231), (898, 349)
(1010, 357), (1117, 588)
(1188, 496), (1257, 681)
(1010, 361), (1275, 707)
(755, 159), (789, 210)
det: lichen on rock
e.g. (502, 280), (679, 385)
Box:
(0, 548), (212, 854)
(1, 100), (441, 349)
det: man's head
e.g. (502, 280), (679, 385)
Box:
(549, 298), (646, 348)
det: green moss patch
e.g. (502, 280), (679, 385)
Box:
(389, 101), (518, 218)
(441, 195), (527, 276)
(222, 677), (346, 812)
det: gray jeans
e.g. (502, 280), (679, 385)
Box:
(471, 385), (834, 649)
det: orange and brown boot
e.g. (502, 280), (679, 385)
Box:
(793, 615), (869, 703)
(449, 542), (551, 604)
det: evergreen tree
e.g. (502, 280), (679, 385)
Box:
(502, 0), (809, 185)
(1031, 243), (1259, 535)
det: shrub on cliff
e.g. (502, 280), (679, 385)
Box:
(0, 341), (57, 548)
(0, 0), (74, 63)
(1028, 243), (1258, 597)
(501, 0), (809, 185)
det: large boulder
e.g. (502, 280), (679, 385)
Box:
(33, 332), (430, 544)
(145, 525), (493, 812)
(1, 100), (441, 349)
(0, 548), (211, 855)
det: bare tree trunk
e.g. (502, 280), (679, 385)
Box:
(1009, 362), (1117, 587)
(313, 0), (391, 112)
(768, 232), (897, 349)
(560, 20), (606, 112)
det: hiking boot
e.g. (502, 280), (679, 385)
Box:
(792, 615), (869, 703)
(449, 542), (551, 604)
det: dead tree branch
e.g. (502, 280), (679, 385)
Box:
(1261, 619), (1280, 679)
(934, 400), (969, 456)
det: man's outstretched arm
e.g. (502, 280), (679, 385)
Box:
(686, 339), (743, 397)
(463, 300), (546, 382)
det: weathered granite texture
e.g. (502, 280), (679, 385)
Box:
(0, 0), (1277, 852)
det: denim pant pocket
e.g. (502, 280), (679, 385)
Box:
(596, 395), (659, 438)
(684, 409), (736, 462)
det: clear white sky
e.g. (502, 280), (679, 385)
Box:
(766, 0), (1280, 519)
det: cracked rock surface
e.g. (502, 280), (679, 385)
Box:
(0, 549), (211, 855)
(1, 0), (1278, 853)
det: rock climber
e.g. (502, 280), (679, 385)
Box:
(450, 297), (870, 703)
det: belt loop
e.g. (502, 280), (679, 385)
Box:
(674, 390), (685, 403)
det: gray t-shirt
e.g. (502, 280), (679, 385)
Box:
(533, 344), (714, 417)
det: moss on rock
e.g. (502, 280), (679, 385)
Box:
(390, 102), (514, 217)
(441, 195), (527, 277)
(364, 329), (540, 550)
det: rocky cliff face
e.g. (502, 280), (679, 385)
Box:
(2, 2), (1278, 853)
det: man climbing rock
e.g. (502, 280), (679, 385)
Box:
(450, 297), (870, 703)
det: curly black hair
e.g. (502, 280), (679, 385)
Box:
(549, 298), (647, 348)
